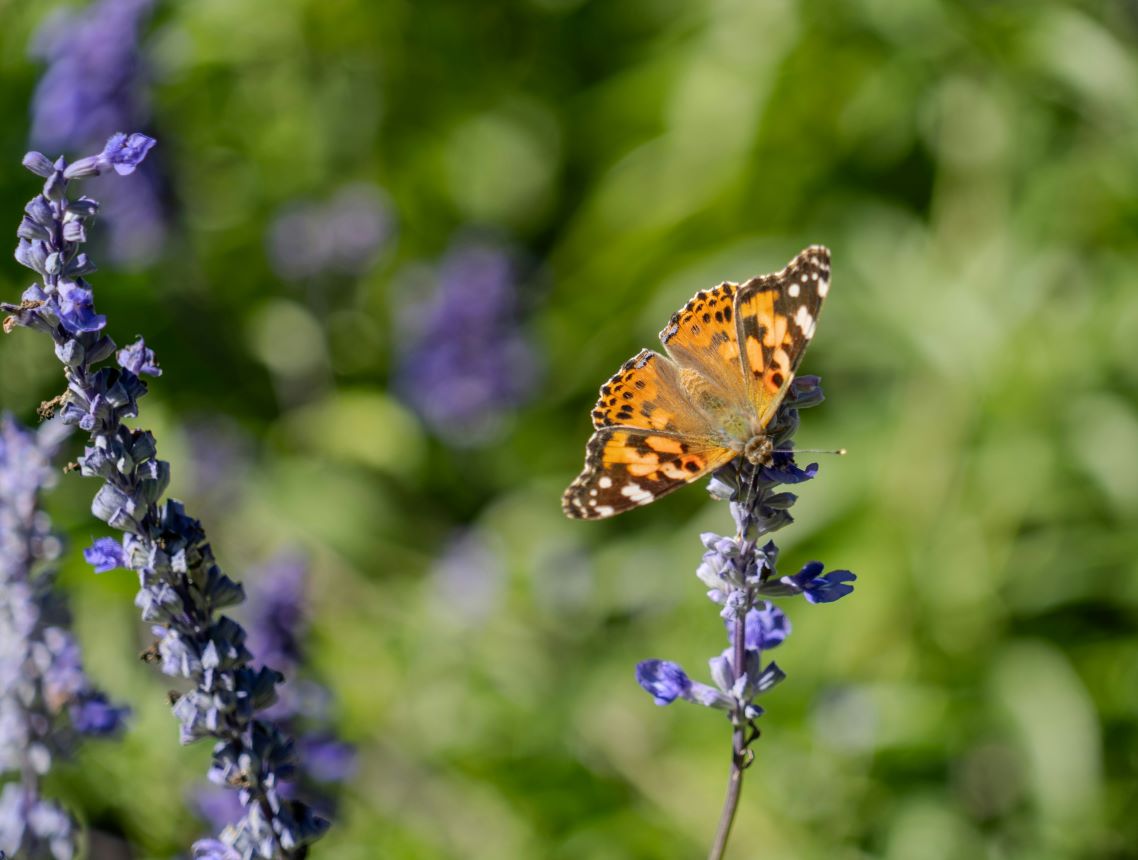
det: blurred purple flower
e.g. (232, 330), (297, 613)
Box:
(268, 183), (394, 281)
(395, 239), (539, 446)
(181, 416), (255, 518)
(430, 528), (505, 626)
(0, 415), (127, 860)
(29, 0), (165, 265)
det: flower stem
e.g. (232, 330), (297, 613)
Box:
(708, 607), (749, 860)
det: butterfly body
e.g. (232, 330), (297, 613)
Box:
(563, 245), (830, 520)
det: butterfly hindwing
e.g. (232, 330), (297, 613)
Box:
(562, 428), (736, 519)
(735, 245), (830, 425)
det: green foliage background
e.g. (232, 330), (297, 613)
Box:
(1, 0), (1137, 857)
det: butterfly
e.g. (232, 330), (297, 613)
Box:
(562, 245), (830, 519)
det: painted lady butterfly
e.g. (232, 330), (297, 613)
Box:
(562, 245), (830, 519)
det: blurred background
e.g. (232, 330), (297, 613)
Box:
(1, 0), (1137, 857)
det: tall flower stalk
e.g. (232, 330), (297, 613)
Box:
(0, 414), (127, 860)
(4, 136), (327, 858)
(634, 377), (855, 860)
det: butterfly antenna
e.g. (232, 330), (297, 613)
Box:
(776, 448), (847, 456)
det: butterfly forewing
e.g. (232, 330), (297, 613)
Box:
(589, 349), (720, 436)
(657, 283), (752, 426)
(735, 246), (830, 426)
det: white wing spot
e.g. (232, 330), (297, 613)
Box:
(620, 482), (654, 505)
(788, 283), (800, 298)
(795, 305), (814, 334)
(595, 505), (615, 517)
(817, 278), (829, 297)
(598, 476), (612, 489)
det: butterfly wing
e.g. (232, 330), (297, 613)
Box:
(563, 246), (831, 520)
(562, 427), (736, 519)
(589, 348), (722, 435)
(657, 282), (752, 429)
(735, 245), (830, 426)
(565, 349), (736, 518)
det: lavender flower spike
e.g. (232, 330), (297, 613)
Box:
(0, 414), (127, 860)
(4, 137), (327, 858)
(634, 376), (856, 860)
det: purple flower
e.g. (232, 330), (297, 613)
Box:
(70, 693), (129, 736)
(4, 139), (328, 857)
(115, 337), (160, 376)
(82, 537), (124, 572)
(267, 183), (394, 280)
(762, 561), (857, 604)
(636, 660), (692, 705)
(395, 238), (539, 446)
(0, 416), (126, 860)
(97, 132), (155, 176)
(55, 281), (106, 334)
(29, 0), (165, 265)
(739, 603), (791, 651)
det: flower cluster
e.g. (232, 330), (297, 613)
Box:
(197, 552), (355, 830)
(0, 414), (127, 860)
(29, 0), (165, 265)
(267, 183), (394, 281)
(395, 238), (539, 446)
(5, 135), (326, 859)
(635, 377), (855, 748)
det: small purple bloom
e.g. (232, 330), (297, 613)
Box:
(97, 132), (155, 176)
(299, 734), (358, 783)
(761, 453), (819, 485)
(736, 603), (791, 651)
(83, 536), (125, 572)
(116, 337), (160, 376)
(395, 238), (539, 446)
(70, 693), (128, 735)
(774, 561), (857, 604)
(636, 660), (692, 705)
(268, 183), (394, 280)
(55, 281), (105, 334)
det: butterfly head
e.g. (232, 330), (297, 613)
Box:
(743, 435), (774, 466)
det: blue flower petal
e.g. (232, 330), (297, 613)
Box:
(636, 659), (691, 706)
